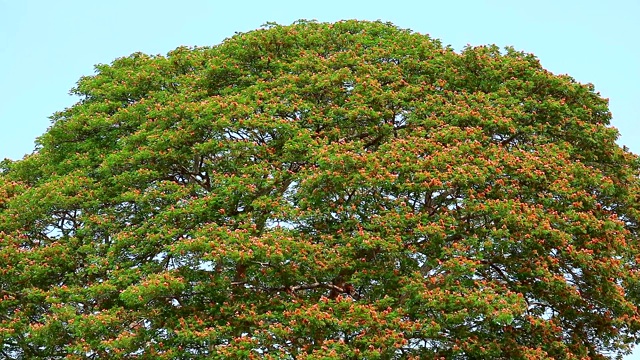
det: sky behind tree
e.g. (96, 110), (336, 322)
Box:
(1, 0), (639, 357)
(1, 1), (638, 161)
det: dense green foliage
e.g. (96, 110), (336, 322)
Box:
(2, 20), (640, 359)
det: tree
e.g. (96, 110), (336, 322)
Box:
(1, 19), (639, 359)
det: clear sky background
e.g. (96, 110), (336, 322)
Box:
(1, 0), (639, 357)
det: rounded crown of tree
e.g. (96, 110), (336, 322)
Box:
(1, 20), (639, 359)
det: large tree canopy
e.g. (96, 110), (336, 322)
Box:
(1, 20), (640, 359)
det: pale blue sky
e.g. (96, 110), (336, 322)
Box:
(1, 1), (638, 161)
(1, 0), (639, 357)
